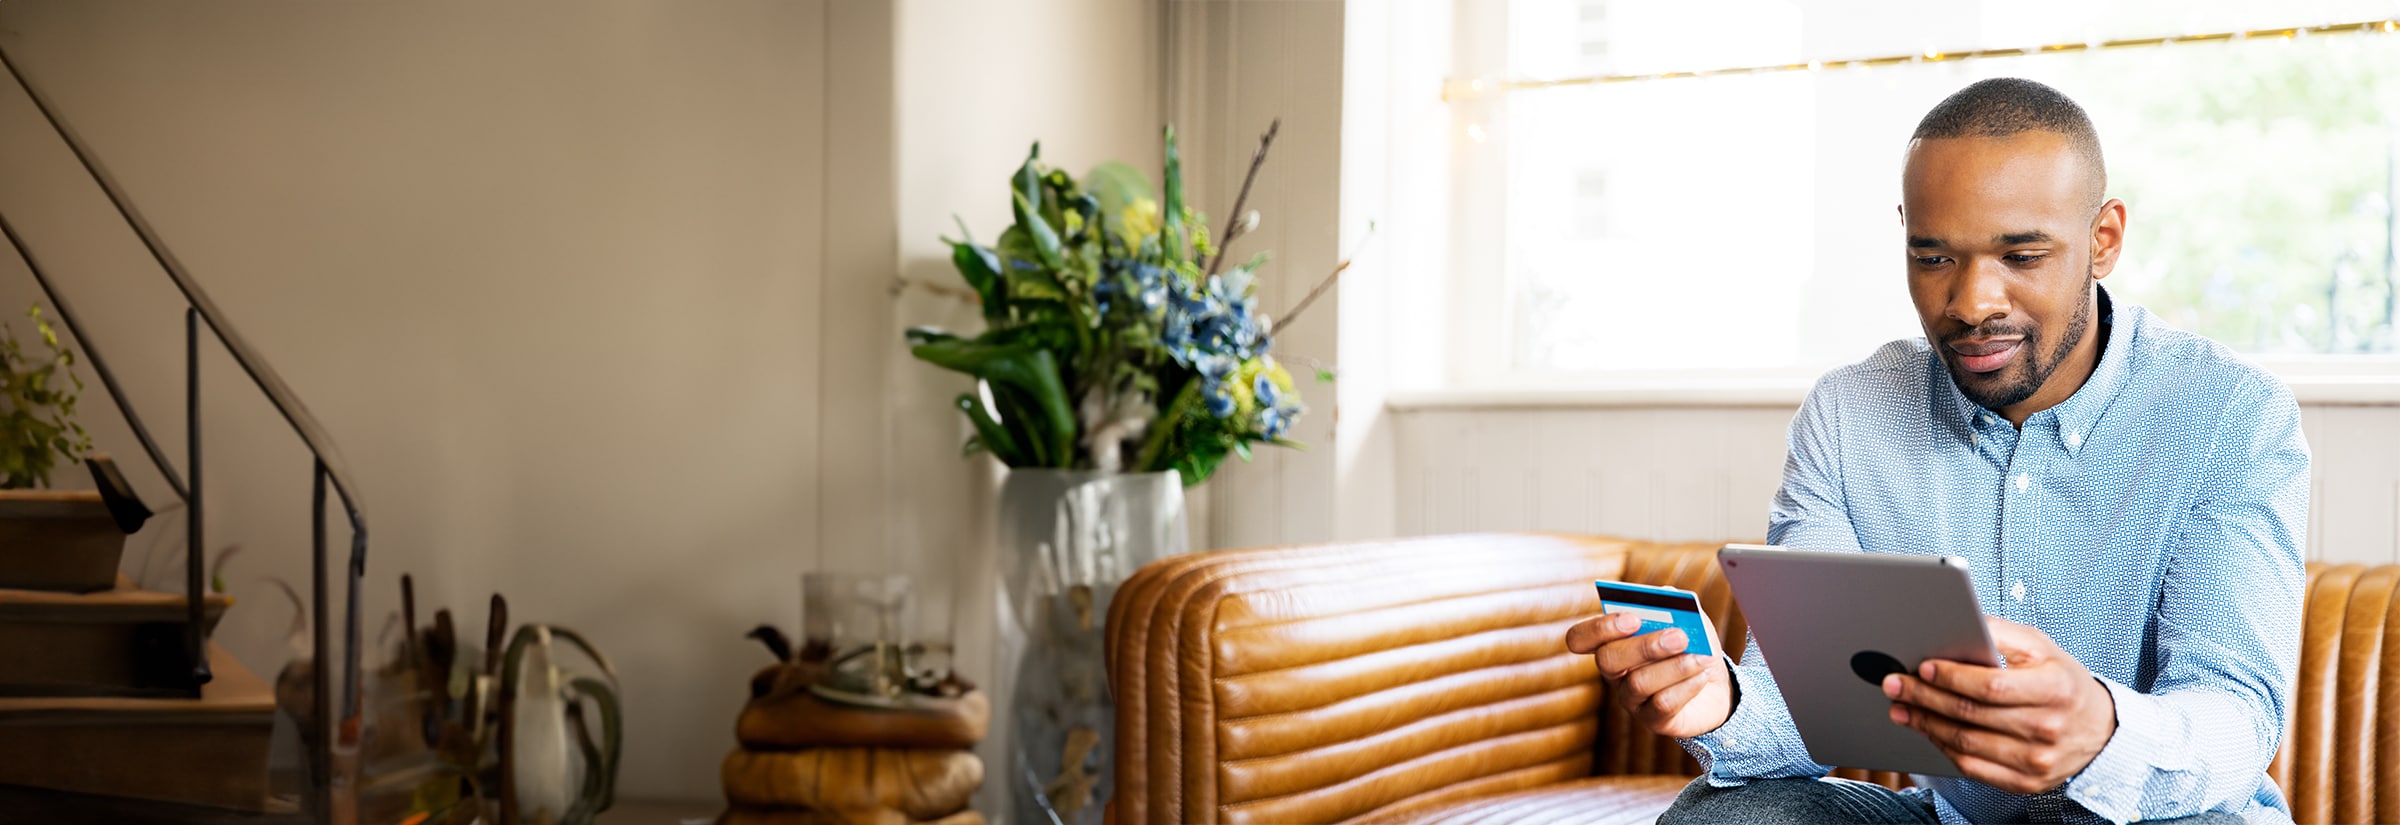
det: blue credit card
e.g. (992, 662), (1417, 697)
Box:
(1593, 580), (1715, 657)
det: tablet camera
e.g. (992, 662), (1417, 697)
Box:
(1850, 650), (1907, 686)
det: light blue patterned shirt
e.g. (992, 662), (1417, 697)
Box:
(1683, 288), (2310, 824)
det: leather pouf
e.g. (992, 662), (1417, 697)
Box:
(717, 808), (986, 825)
(737, 670), (988, 751)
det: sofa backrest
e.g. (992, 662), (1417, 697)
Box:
(1104, 534), (2400, 825)
(1607, 546), (2400, 825)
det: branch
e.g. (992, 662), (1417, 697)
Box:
(1203, 119), (1280, 278)
(1268, 220), (1375, 336)
(1265, 258), (1349, 336)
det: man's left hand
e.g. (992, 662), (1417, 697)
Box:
(1883, 616), (2117, 794)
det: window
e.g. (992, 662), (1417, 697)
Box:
(1435, 0), (2400, 389)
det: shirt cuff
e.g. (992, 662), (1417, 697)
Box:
(2066, 675), (2190, 824)
(1678, 662), (1765, 787)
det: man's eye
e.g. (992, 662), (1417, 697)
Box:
(2004, 254), (2045, 265)
(1912, 256), (1951, 267)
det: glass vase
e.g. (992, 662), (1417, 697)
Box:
(989, 469), (1188, 825)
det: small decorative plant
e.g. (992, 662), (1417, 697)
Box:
(0, 304), (91, 490)
(906, 121), (1342, 486)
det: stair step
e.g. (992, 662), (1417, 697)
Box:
(0, 490), (127, 593)
(0, 575), (231, 696)
(0, 642), (276, 811)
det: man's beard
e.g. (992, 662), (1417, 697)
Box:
(1946, 273), (2093, 412)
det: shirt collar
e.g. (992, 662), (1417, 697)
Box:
(1936, 285), (2136, 457)
(2045, 286), (2134, 456)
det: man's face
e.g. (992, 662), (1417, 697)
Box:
(1900, 132), (2121, 414)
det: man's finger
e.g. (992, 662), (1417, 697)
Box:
(1915, 657), (2067, 709)
(1640, 660), (1718, 719)
(1982, 616), (2057, 666)
(1593, 627), (1688, 677)
(1567, 612), (1639, 655)
(1896, 699), (2027, 767)
(1622, 653), (1709, 701)
(1889, 672), (2062, 741)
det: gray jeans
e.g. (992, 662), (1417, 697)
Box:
(1657, 776), (2246, 824)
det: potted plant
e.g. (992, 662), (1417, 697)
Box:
(905, 121), (1339, 825)
(0, 303), (120, 594)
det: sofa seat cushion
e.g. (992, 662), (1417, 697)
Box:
(1368, 774), (1690, 825)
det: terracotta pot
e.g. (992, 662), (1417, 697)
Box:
(0, 490), (127, 594)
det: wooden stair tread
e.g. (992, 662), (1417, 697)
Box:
(0, 642), (273, 722)
(0, 573), (232, 622)
(0, 642), (277, 810)
(0, 489), (107, 519)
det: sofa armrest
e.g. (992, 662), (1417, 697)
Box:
(1105, 533), (1729, 825)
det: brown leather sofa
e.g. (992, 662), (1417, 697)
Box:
(1105, 534), (2400, 824)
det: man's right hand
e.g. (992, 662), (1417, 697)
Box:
(1565, 612), (1737, 739)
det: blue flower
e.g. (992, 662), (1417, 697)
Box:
(1131, 264), (1169, 313)
(1253, 374), (1280, 409)
(1196, 353), (1236, 380)
(1205, 386), (1238, 417)
(1258, 407), (1290, 439)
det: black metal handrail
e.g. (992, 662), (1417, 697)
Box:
(0, 43), (367, 823)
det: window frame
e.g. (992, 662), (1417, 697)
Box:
(1425, 0), (2400, 402)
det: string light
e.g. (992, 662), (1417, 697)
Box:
(1442, 18), (2400, 101)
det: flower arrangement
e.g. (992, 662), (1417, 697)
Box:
(906, 122), (1333, 486)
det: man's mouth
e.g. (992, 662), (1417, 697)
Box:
(1948, 337), (2024, 374)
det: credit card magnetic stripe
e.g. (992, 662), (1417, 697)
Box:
(1593, 581), (1714, 657)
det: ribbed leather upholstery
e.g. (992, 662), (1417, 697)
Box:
(1105, 535), (2400, 825)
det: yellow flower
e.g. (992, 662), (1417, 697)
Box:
(1231, 357), (1285, 418)
(1120, 198), (1161, 242)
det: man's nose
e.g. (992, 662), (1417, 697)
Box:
(1948, 259), (2011, 330)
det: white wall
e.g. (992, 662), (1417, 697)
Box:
(1164, 0), (1355, 550)
(889, 1), (1163, 816)
(1392, 402), (2400, 567)
(0, 0), (1159, 804)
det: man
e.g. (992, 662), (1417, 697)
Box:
(1565, 78), (2309, 824)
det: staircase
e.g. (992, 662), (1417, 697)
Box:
(0, 39), (370, 825)
(0, 496), (285, 815)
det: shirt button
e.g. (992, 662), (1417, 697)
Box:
(2067, 431), (2083, 448)
(1969, 432), (1979, 446)
(2013, 473), (2029, 493)
(2012, 580), (2027, 601)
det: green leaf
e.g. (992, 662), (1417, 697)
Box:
(947, 240), (1006, 322)
(1174, 441), (1230, 487)
(1161, 126), (1187, 258)
(906, 339), (1075, 466)
(1012, 191), (1065, 271)
(1013, 142), (1042, 217)
(576, 677), (623, 812)
(904, 327), (960, 349)
(956, 392), (1023, 465)
(1005, 270), (1070, 303)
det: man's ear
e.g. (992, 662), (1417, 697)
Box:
(2089, 198), (2127, 280)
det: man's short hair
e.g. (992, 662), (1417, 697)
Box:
(1912, 78), (2107, 210)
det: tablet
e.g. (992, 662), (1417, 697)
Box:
(1716, 544), (1999, 777)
